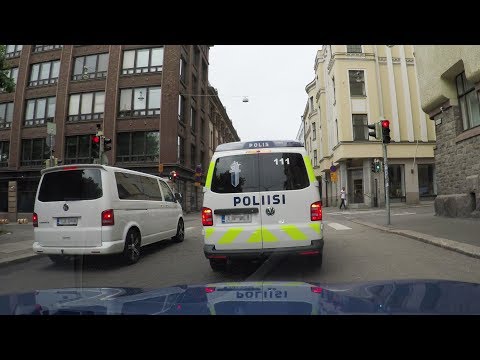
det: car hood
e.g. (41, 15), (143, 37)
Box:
(2, 279), (480, 315)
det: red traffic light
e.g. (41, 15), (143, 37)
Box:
(92, 135), (100, 144)
(381, 120), (390, 128)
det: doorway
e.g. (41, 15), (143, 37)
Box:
(353, 179), (364, 203)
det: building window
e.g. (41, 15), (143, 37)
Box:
(190, 106), (196, 132)
(122, 47), (164, 75)
(193, 46), (200, 68)
(335, 119), (339, 143)
(180, 57), (187, 84)
(313, 150), (317, 167)
(456, 72), (480, 130)
(116, 131), (160, 163)
(67, 92), (105, 122)
(309, 97), (314, 112)
(29, 60), (60, 87)
(0, 141), (9, 167)
(72, 53), (109, 80)
(191, 144), (196, 168)
(347, 45), (362, 53)
(33, 45), (62, 53)
(64, 135), (97, 164)
(178, 94), (186, 123)
(192, 74), (198, 93)
(25, 97), (56, 126)
(418, 164), (436, 197)
(5, 45), (22, 58)
(201, 117), (205, 139)
(177, 136), (185, 165)
(388, 164), (405, 199)
(21, 138), (49, 166)
(0, 102), (14, 128)
(312, 122), (316, 140)
(352, 114), (368, 141)
(349, 70), (366, 96)
(332, 77), (336, 104)
(0, 68), (18, 92)
(119, 86), (161, 118)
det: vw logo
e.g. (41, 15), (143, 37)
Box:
(63, 204), (69, 211)
(265, 206), (275, 216)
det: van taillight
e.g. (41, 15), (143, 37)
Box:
(311, 201), (322, 221)
(202, 207), (213, 226)
(32, 212), (38, 227)
(101, 209), (114, 226)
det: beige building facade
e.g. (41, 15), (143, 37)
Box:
(301, 45), (436, 208)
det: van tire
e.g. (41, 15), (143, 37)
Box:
(309, 252), (323, 268)
(209, 259), (227, 272)
(122, 229), (141, 265)
(172, 218), (185, 243)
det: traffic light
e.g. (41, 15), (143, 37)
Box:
(371, 159), (376, 173)
(103, 137), (112, 152)
(375, 159), (382, 173)
(91, 135), (100, 159)
(367, 122), (382, 140)
(381, 120), (391, 144)
(169, 171), (178, 182)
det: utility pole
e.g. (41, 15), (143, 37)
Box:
(383, 142), (390, 225)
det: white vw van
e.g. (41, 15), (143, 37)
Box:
(202, 140), (323, 271)
(33, 164), (184, 265)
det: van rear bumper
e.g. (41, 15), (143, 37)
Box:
(33, 240), (125, 255)
(204, 239), (324, 260)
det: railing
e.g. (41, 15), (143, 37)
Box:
(24, 117), (54, 127)
(28, 78), (58, 87)
(0, 162), (8, 167)
(0, 123), (12, 129)
(116, 155), (159, 163)
(118, 109), (160, 118)
(72, 71), (107, 81)
(33, 45), (63, 53)
(67, 113), (103, 122)
(20, 159), (45, 167)
(64, 157), (95, 164)
(5, 51), (21, 58)
(122, 66), (162, 75)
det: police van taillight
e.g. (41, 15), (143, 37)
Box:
(202, 207), (213, 226)
(32, 212), (38, 227)
(310, 201), (322, 221)
(101, 209), (115, 226)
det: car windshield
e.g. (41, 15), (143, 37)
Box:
(1, 44), (480, 316)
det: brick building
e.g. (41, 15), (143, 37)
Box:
(0, 45), (240, 220)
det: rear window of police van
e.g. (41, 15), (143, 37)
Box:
(211, 153), (309, 194)
(38, 169), (103, 202)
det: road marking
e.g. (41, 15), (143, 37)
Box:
(326, 223), (352, 230)
(185, 227), (197, 231)
(392, 212), (416, 216)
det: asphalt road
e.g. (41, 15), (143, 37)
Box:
(1, 213), (480, 295)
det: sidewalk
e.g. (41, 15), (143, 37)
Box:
(0, 212), (202, 267)
(348, 207), (480, 260)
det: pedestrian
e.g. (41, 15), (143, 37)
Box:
(339, 187), (347, 210)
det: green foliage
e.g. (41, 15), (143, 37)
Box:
(0, 45), (15, 93)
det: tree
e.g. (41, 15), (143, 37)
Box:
(0, 45), (15, 93)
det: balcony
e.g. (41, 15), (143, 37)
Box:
(0, 122), (12, 129)
(33, 45), (63, 53)
(5, 51), (21, 59)
(24, 117), (54, 127)
(67, 113), (103, 122)
(122, 66), (162, 75)
(72, 71), (107, 81)
(118, 109), (160, 118)
(28, 78), (58, 87)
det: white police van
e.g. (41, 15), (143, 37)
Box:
(201, 140), (323, 271)
(32, 164), (184, 265)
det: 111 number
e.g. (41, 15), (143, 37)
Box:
(273, 158), (290, 165)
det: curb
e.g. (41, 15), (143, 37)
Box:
(350, 219), (480, 260)
(0, 252), (41, 268)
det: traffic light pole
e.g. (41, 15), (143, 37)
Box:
(383, 142), (391, 225)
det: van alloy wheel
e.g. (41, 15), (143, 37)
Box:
(123, 229), (141, 265)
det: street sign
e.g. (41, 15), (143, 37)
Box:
(194, 182), (200, 187)
(330, 165), (337, 172)
(158, 163), (164, 173)
(331, 172), (337, 183)
(47, 122), (56, 135)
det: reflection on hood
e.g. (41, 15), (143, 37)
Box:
(2, 279), (480, 315)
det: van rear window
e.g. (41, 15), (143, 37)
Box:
(38, 169), (103, 202)
(210, 153), (309, 194)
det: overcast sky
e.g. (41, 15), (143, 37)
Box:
(208, 45), (321, 142)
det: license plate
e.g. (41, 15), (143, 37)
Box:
(222, 214), (252, 223)
(57, 217), (78, 226)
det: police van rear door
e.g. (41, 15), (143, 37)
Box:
(209, 152), (263, 251)
(258, 149), (318, 249)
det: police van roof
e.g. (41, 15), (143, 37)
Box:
(215, 140), (304, 152)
